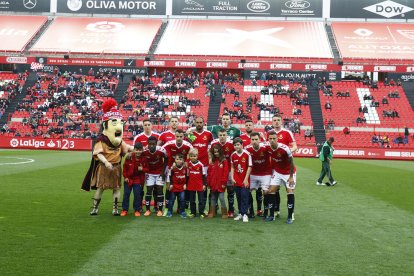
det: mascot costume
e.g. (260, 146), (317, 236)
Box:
(82, 98), (133, 215)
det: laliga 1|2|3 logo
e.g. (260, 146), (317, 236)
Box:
(86, 21), (125, 33)
(10, 139), (19, 148)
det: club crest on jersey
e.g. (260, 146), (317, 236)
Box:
(242, 158), (246, 162)
(260, 152), (264, 156)
(277, 152), (281, 157)
(279, 135), (283, 139)
(203, 136), (207, 140)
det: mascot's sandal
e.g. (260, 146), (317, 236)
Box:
(81, 98), (134, 216)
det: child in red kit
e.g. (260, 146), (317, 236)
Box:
(207, 144), (229, 218)
(121, 142), (148, 217)
(187, 148), (207, 218)
(230, 138), (252, 223)
(166, 153), (187, 218)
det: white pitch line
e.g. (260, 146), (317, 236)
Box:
(0, 157), (35, 165)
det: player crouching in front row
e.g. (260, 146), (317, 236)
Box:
(165, 153), (187, 218)
(267, 131), (296, 224)
(231, 138), (252, 223)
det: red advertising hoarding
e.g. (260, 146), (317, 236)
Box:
(1, 137), (412, 160)
(0, 137), (92, 151)
(294, 146), (414, 160)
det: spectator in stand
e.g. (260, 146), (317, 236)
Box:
(382, 96), (389, 105)
(343, 127), (350, 136)
(304, 129), (313, 140)
(2, 124), (9, 134)
(325, 100), (332, 111)
(382, 135), (390, 148)
(371, 134), (379, 144)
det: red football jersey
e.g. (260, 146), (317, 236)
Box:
(168, 165), (187, 192)
(267, 143), (296, 175)
(230, 150), (252, 187)
(245, 143), (272, 176)
(162, 140), (193, 167)
(133, 131), (160, 148)
(142, 146), (167, 175)
(122, 154), (149, 185)
(266, 128), (295, 147)
(190, 130), (214, 166)
(186, 161), (205, 191)
(210, 139), (235, 163)
(158, 130), (176, 146)
(240, 133), (264, 146)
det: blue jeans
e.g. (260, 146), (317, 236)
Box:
(168, 191), (185, 213)
(189, 191), (205, 215)
(235, 186), (249, 216)
(122, 182), (142, 212)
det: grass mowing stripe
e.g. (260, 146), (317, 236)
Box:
(345, 159), (414, 172)
(296, 158), (414, 213)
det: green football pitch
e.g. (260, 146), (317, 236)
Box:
(0, 150), (413, 275)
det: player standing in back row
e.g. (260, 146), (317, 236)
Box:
(133, 118), (160, 148)
(207, 113), (241, 140)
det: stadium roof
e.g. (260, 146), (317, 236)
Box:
(332, 22), (414, 60)
(0, 16), (47, 52)
(30, 17), (162, 55)
(155, 20), (333, 59)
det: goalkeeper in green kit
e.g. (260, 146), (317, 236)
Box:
(207, 113), (241, 140)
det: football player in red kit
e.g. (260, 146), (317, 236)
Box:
(267, 131), (296, 224)
(162, 129), (193, 215)
(245, 132), (271, 218)
(265, 114), (297, 217)
(187, 116), (213, 171)
(240, 119), (265, 146)
(158, 116), (179, 146)
(133, 119), (160, 148)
